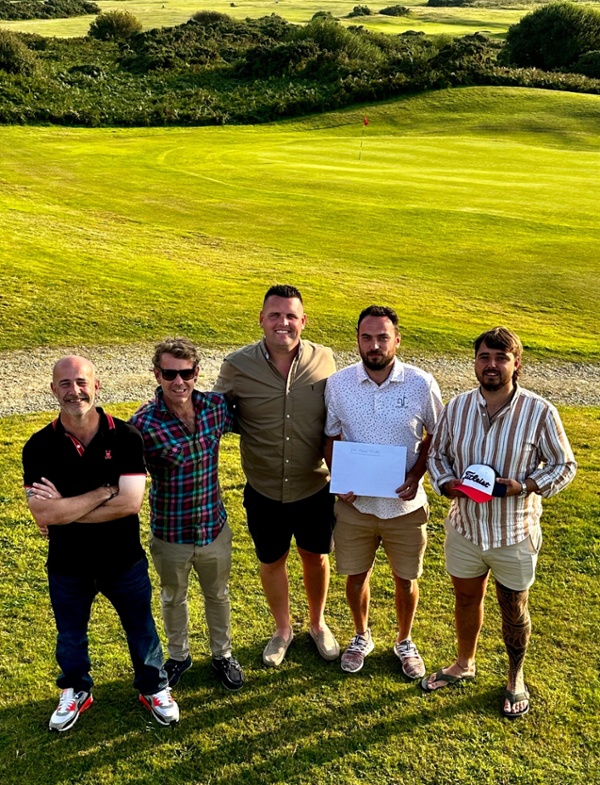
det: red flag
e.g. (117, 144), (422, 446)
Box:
(363, 116), (369, 126)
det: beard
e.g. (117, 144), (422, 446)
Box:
(361, 351), (395, 371)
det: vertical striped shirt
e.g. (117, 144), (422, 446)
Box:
(130, 389), (233, 546)
(427, 385), (576, 550)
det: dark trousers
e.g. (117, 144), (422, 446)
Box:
(48, 558), (167, 695)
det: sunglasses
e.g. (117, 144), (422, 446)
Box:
(158, 366), (197, 381)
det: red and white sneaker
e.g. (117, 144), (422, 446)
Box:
(49, 688), (93, 732)
(140, 687), (180, 726)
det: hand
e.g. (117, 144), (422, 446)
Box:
(337, 491), (357, 506)
(495, 478), (523, 497)
(31, 477), (62, 500)
(396, 473), (420, 501)
(38, 524), (49, 539)
(443, 479), (468, 499)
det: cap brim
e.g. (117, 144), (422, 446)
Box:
(455, 484), (493, 503)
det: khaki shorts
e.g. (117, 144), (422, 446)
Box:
(444, 519), (542, 592)
(333, 500), (428, 580)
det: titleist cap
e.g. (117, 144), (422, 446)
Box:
(454, 464), (507, 503)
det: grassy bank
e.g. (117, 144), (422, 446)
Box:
(0, 404), (598, 784)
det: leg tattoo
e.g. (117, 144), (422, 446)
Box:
(495, 582), (531, 686)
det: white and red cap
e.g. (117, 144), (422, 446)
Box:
(454, 464), (507, 503)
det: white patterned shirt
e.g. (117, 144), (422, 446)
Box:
(427, 385), (576, 550)
(325, 358), (443, 519)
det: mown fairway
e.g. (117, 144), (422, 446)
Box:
(1, 405), (599, 784)
(0, 0), (525, 38)
(1, 87), (600, 359)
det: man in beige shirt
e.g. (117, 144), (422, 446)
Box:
(214, 284), (339, 666)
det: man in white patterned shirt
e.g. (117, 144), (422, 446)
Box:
(424, 327), (576, 719)
(324, 306), (443, 677)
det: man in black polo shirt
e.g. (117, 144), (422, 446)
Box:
(23, 355), (180, 731)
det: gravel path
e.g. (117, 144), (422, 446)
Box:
(1, 343), (599, 417)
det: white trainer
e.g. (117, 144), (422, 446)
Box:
(140, 687), (180, 726)
(49, 688), (93, 732)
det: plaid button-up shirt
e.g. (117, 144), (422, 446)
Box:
(130, 389), (233, 546)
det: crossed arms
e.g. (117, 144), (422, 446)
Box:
(26, 475), (146, 533)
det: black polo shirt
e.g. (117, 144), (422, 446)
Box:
(22, 408), (146, 577)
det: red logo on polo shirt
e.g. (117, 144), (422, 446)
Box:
(105, 450), (112, 460)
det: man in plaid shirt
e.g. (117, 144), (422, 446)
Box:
(131, 338), (244, 691)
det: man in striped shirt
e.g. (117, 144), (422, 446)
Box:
(131, 338), (244, 692)
(424, 327), (576, 719)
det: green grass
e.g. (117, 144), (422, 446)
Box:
(1, 403), (599, 784)
(0, 0), (533, 38)
(1, 87), (600, 360)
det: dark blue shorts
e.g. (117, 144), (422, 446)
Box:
(243, 483), (335, 564)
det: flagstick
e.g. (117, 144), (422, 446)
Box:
(359, 126), (365, 161)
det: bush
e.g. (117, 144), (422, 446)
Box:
(88, 10), (142, 41)
(0, 29), (37, 74)
(427, 0), (466, 6)
(379, 5), (409, 16)
(505, 1), (600, 71)
(348, 5), (372, 17)
(574, 50), (600, 79)
(0, 0), (99, 21)
(191, 11), (232, 25)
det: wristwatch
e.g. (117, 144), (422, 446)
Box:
(518, 481), (528, 498)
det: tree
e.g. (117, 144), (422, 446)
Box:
(88, 10), (142, 42)
(504, 1), (600, 71)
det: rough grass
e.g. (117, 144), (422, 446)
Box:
(1, 87), (600, 360)
(1, 403), (598, 784)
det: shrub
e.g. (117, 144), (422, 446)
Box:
(505, 1), (600, 71)
(348, 5), (372, 17)
(574, 50), (600, 79)
(88, 10), (142, 41)
(379, 5), (409, 16)
(191, 11), (232, 25)
(427, 0), (466, 6)
(0, 29), (37, 74)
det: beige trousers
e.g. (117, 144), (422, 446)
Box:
(149, 523), (233, 660)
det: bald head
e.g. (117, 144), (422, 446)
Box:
(51, 355), (100, 419)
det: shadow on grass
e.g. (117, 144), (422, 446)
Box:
(2, 635), (506, 785)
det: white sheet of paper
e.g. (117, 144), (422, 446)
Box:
(330, 441), (407, 499)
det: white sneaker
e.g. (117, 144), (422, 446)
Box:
(341, 630), (374, 673)
(140, 687), (180, 726)
(49, 688), (93, 732)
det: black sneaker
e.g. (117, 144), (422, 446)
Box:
(212, 655), (244, 691)
(164, 655), (192, 687)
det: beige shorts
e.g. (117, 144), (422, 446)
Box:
(444, 519), (542, 592)
(333, 500), (428, 580)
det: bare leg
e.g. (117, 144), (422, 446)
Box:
(345, 570), (371, 634)
(394, 575), (419, 642)
(496, 581), (531, 715)
(425, 572), (488, 689)
(260, 551), (292, 639)
(298, 547), (330, 631)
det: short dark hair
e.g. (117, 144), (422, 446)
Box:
(473, 326), (522, 381)
(263, 284), (303, 304)
(152, 337), (199, 368)
(357, 305), (399, 332)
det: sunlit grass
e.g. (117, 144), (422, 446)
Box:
(1, 404), (598, 784)
(1, 87), (600, 359)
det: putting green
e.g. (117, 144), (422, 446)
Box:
(1, 87), (599, 358)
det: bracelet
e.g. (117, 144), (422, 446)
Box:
(518, 481), (528, 498)
(103, 484), (118, 502)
